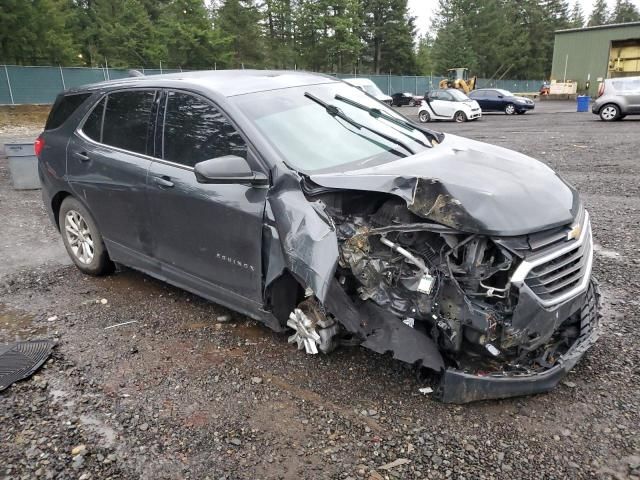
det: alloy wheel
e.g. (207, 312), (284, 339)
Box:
(64, 210), (94, 265)
(455, 111), (466, 123)
(505, 104), (515, 115)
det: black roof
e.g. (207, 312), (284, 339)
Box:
(73, 70), (339, 97)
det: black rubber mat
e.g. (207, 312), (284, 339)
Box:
(0, 340), (55, 392)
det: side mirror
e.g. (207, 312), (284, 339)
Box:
(194, 155), (269, 186)
(497, 95), (504, 99)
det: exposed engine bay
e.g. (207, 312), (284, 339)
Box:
(282, 187), (600, 403)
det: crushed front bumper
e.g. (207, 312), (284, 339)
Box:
(436, 280), (600, 403)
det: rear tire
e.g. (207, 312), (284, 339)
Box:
(59, 197), (114, 276)
(599, 104), (620, 121)
(418, 110), (431, 123)
(454, 111), (467, 123)
(505, 103), (516, 115)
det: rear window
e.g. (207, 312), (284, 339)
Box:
(101, 90), (156, 155)
(45, 93), (92, 130)
(82, 97), (106, 143)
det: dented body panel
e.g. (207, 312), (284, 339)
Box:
(42, 70), (599, 404)
(310, 134), (579, 236)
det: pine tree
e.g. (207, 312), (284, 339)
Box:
(0, 0), (79, 65)
(588, 0), (609, 26)
(569, 1), (585, 28)
(610, 0), (640, 23)
(215, 0), (265, 68)
(415, 34), (434, 76)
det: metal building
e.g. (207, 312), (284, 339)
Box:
(551, 22), (640, 96)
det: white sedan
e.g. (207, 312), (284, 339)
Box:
(418, 89), (482, 123)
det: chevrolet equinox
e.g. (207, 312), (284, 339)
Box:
(37, 70), (600, 403)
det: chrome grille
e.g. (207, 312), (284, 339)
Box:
(511, 211), (593, 307)
(524, 232), (591, 301)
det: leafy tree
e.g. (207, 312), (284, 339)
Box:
(610, 0), (640, 23)
(588, 0), (609, 26)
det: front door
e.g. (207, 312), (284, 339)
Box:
(147, 90), (267, 305)
(67, 90), (158, 262)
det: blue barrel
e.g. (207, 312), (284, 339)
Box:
(577, 95), (590, 112)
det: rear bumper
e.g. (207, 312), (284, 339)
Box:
(436, 280), (600, 403)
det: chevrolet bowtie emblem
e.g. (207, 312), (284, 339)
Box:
(567, 224), (582, 241)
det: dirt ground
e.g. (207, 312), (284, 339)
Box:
(1, 102), (639, 480)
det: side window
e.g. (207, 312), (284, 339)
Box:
(82, 97), (106, 142)
(162, 91), (247, 168)
(429, 91), (439, 100)
(440, 92), (453, 101)
(102, 90), (156, 155)
(45, 93), (91, 130)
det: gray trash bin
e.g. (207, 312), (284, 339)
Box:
(4, 142), (41, 190)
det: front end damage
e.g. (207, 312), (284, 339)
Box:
(264, 171), (600, 403)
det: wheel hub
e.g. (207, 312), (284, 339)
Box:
(65, 210), (94, 265)
(287, 308), (322, 354)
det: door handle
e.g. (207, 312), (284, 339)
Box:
(73, 151), (90, 162)
(154, 176), (174, 188)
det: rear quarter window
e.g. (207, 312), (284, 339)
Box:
(45, 93), (92, 130)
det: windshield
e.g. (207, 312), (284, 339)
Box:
(496, 89), (514, 97)
(449, 89), (470, 101)
(232, 83), (434, 173)
(362, 83), (385, 98)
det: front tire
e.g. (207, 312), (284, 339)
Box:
(505, 103), (516, 115)
(418, 110), (431, 123)
(599, 104), (620, 121)
(59, 197), (114, 276)
(454, 111), (467, 123)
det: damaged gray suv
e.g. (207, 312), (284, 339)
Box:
(37, 71), (600, 403)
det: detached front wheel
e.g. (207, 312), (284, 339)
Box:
(59, 197), (114, 276)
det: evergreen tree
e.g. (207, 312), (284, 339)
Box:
(263, 0), (296, 69)
(415, 34), (434, 76)
(158, 0), (231, 69)
(569, 1), (585, 28)
(610, 0), (640, 23)
(215, 0), (265, 68)
(362, 0), (417, 74)
(588, 0), (609, 26)
(0, 0), (79, 65)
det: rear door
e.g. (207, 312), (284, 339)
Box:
(626, 78), (640, 112)
(469, 90), (489, 110)
(147, 90), (267, 305)
(67, 90), (159, 265)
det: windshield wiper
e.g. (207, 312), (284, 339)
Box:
(304, 92), (415, 155)
(334, 94), (442, 146)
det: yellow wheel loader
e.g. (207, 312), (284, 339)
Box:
(438, 68), (477, 94)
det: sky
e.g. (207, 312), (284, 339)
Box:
(408, 0), (640, 36)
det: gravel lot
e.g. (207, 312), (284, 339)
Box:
(1, 102), (639, 480)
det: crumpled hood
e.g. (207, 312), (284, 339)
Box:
(310, 134), (579, 236)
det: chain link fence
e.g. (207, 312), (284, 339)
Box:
(0, 65), (544, 105)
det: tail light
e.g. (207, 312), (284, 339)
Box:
(597, 82), (605, 98)
(34, 136), (44, 157)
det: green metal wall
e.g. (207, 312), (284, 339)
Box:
(551, 23), (640, 97)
